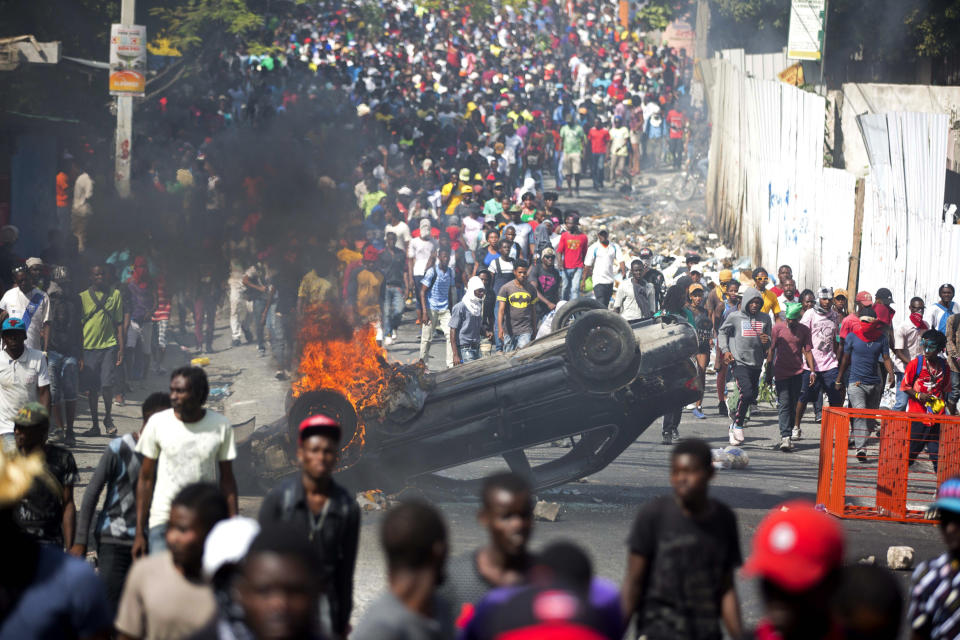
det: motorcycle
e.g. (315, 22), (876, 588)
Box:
(669, 150), (707, 202)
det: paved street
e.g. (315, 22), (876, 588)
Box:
(66, 180), (941, 631)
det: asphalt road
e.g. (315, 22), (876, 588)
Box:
(64, 179), (941, 633)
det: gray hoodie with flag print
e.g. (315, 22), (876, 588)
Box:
(718, 287), (772, 368)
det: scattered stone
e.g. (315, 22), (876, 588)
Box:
(591, 497), (603, 504)
(356, 489), (389, 511)
(858, 555), (876, 565)
(886, 546), (916, 570)
(534, 500), (561, 522)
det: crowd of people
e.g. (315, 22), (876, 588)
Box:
(3, 373), (959, 640)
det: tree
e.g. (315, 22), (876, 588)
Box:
(149, 0), (263, 54)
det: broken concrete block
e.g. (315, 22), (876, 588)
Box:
(887, 546), (916, 570)
(857, 556), (876, 565)
(356, 489), (388, 512)
(533, 500), (561, 522)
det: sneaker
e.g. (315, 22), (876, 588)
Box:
(391, 330), (398, 340)
(258, 348), (266, 357)
(729, 424), (745, 444)
(383, 336), (394, 346)
(815, 413), (823, 423)
(718, 402), (728, 417)
(80, 426), (102, 437)
(692, 407), (706, 419)
(63, 431), (76, 447)
(791, 427), (802, 440)
(231, 339), (242, 347)
(275, 370), (287, 380)
(779, 437), (793, 452)
(662, 432), (673, 445)
(728, 428), (740, 446)
(103, 417), (117, 436)
(672, 428), (681, 441)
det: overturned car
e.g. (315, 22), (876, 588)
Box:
(234, 300), (700, 494)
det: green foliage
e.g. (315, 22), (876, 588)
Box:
(149, 0), (263, 53)
(417, 0), (526, 22)
(905, 0), (960, 57)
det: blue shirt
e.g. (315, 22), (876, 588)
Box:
(0, 546), (111, 639)
(421, 265), (454, 311)
(844, 332), (889, 384)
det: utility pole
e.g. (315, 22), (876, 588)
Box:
(114, 0), (135, 198)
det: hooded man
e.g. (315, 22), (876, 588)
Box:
(450, 276), (487, 365)
(718, 287), (772, 446)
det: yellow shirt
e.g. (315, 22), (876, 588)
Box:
(441, 182), (468, 216)
(760, 289), (781, 315)
(298, 270), (335, 306)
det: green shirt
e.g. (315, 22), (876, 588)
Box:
(361, 190), (386, 218)
(79, 288), (123, 350)
(560, 124), (585, 155)
(483, 198), (503, 220)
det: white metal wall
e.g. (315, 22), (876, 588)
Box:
(858, 112), (960, 308)
(706, 58), (857, 293)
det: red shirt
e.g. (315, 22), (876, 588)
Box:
(558, 232), (588, 269)
(901, 355), (952, 414)
(666, 109), (686, 139)
(588, 127), (611, 154)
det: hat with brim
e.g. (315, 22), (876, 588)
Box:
(13, 402), (49, 427)
(1, 318), (26, 333)
(932, 477), (960, 514)
(299, 414), (342, 443)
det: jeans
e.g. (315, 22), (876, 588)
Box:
(420, 308), (453, 367)
(801, 367), (842, 407)
(458, 344), (481, 363)
(503, 332), (532, 352)
(847, 382), (883, 449)
(775, 374), (803, 437)
(662, 407), (682, 436)
(47, 350), (79, 403)
(148, 524), (167, 555)
(493, 300), (504, 352)
(561, 267), (583, 301)
(950, 371), (960, 405)
(98, 541), (134, 614)
(909, 421), (940, 470)
(591, 153), (605, 188)
(265, 304), (287, 369)
(382, 285), (405, 336)
(252, 298), (267, 349)
(593, 283), (613, 308)
(893, 371), (908, 411)
(732, 364), (762, 427)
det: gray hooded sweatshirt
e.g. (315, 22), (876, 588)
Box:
(718, 287), (773, 368)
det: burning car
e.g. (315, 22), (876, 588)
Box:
(234, 301), (700, 494)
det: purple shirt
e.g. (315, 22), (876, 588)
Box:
(800, 307), (839, 371)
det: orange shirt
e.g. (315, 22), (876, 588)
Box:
(55, 172), (69, 207)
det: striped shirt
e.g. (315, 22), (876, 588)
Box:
(909, 552), (960, 639)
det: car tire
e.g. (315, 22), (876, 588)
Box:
(564, 310), (641, 392)
(551, 297), (606, 332)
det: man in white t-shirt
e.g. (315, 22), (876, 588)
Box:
(609, 117), (631, 187)
(0, 317), (50, 439)
(0, 262), (50, 352)
(892, 296), (928, 411)
(583, 229), (624, 308)
(133, 366), (237, 557)
(408, 219), (437, 325)
(384, 208), (411, 251)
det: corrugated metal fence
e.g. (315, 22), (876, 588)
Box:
(858, 112), (960, 307)
(707, 59), (956, 303)
(706, 58), (857, 291)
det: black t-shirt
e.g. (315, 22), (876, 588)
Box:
(528, 263), (561, 305)
(627, 496), (741, 640)
(15, 444), (79, 546)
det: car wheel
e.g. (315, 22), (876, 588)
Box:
(564, 310), (641, 392)
(551, 297), (606, 332)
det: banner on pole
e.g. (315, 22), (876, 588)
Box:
(787, 0), (827, 61)
(109, 24), (146, 96)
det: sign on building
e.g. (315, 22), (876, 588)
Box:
(787, 0), (827, 61)
(109, 24), (146, 96)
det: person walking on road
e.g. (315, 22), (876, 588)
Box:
(766, 302), (815, 452)
(718, 287), (772, 446)
(79, 265), (123, 437)
(450, 277), (487, 365)
(419, 247), (455, 368)
(584, 229), (624, 308)
(496, 260), (537, 352)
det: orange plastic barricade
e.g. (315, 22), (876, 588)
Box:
(816, 407), (960, 523)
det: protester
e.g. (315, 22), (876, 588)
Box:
(450, 276), (487, 365)
(116, 483), (229, 640)
(72, 392), (171, 612)
(528, 247), (561, 319)
(496, 259), (537, 352)
(752, 267), (782, 320)
(909, 476), (960, 640)
(79, 264), (124, 437)
(835, 565), (902, 640)
(378, 232), (408, 345)
(902, 330), (956, 470)
(685, 283), (713, 420)
(46, 265), (82, 446)
(742, 501), (845, 640)
(557, 215), (588, 301)
(925, 284), (958, 333)
(583, 229), (624, 308)
(134, 366), (238, 557)
(440, 472), (534, 625)
(0, 317), (51, 443)
(258, 413), (359, 639)
(0, 446), (111, 638)
(836, 305), (895, 462)
(419, 247), (455, 368)
(710, 278), (741, 417)
(718, 287), (772, 446)
(795, 287), (842, 434)
(352, 501), (454, 640)
(0, 263), (50, 351)
(766, 302), (815, 452)
(893, 297), (930, 411)
(613, 259), (655, 321)
(621, 439), (742, 640)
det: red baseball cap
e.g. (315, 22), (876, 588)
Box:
(742, 501), (844, 592)
(855, 291), (873, 305)
(298, 414), (342, 442)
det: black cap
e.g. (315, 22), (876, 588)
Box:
(875, 288), (893, 303)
